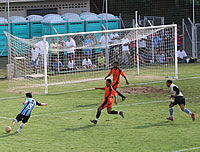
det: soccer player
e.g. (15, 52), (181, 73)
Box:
(11, 93), (48, 133)
(166, 80), (195, 121)
(90, 79), (124, 124)
(104, 61), (129, 101)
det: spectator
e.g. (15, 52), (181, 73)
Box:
(177, 32), (183, 49)
(82, 56), (96, 69)
(90, 33), (98, 64)
(35, 39), (49, 68)
(139, 36), (147, 51)
(68, 58), (77, 71)
(141, 49), (151, 63)
(52, 58), (64, 72)
(84, 34), (93, 58)
(99, 33), (111, 55)
(177, 47), (187, 61)
(50, 39), (58, 56)
(153, 33), (162, 50)
(122, 36), (130, 65)
(98, 52), (106, 68)
(157, 51), (165, 63)
(74, 32), (84, 67)
(50, 39), (58, 64)
(110, 32), (119, 43)
(31, 47), (39, 73)
(66, 36), (76, 62)
(58, 36), (65, 64)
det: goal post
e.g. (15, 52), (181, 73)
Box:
(6, 24), (178, 95)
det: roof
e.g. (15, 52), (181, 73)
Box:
(0, 0), (45, 4)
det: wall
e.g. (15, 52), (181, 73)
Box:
(0, 0), (90, 17)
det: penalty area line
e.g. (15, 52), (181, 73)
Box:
(0, 96), (198, 120)
(173, 147), (200, 152)
(0, 99), (173, 120)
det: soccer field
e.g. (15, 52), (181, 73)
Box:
(0, 63), (200, 152)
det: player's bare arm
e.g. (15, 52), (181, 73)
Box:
(95, 88), (105, 90)
(124, 76), (129, 85)
(104, 74), (111, 80)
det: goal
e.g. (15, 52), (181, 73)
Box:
(6, 24), (178, 94)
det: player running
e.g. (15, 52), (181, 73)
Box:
(90, 79), (124, 124)
(11, 93), (48, 133)
(104, 61), (129, 101)
(166, 80), (195, 121)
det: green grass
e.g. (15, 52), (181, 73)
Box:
(0, 63), (200, 152)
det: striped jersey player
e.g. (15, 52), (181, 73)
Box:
(166, 80), (195, 121)
(11, 93), (48, 133)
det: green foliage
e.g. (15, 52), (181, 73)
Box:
(185, 0), (200, 6)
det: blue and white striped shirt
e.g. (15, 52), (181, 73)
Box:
(19, 98), (41, 116)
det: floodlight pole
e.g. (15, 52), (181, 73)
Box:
(192, 0), (196, 58)
(105, 0), (109, 68)
(8, 0), (11, 64)
(135, 11), (140, 75)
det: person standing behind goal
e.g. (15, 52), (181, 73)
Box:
(105, 61), (129, 101)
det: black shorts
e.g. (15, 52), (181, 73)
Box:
(172, 96), (185, 105)
(16, 114), (30, 123)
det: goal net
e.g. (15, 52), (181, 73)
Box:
(6, 24), (178, 94)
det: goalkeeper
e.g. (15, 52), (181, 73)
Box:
(105, 61), (129, 101)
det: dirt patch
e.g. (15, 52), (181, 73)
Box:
(119, 86), (165, 94)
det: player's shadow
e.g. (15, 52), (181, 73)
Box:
(0, 132), (17, 138)
(64, 124), (96, 132)
(76, 103), (99, 108)
(132, 121), (183, 129)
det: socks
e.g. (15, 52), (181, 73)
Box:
(17, 123), (25, 133)
(96, 111), (101, 120)
(184, 108), (192, 116)
(110, 111), (119, 114)
(169, 107), (173, 119)
(116, 90), (125, 98)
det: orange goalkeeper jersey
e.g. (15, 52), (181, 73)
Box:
(109, 68), (125, 87)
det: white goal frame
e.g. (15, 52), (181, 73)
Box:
(41, 24), (178, 94)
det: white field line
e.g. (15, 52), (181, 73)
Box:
(1, 96), (198, 120)
(174, 147), (200, 152)
(0, 76), (200, 101)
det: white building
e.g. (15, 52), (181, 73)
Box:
(0, 0), (90, 17)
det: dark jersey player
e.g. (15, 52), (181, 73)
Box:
(166, 80), (195, 121)
(90, 79), (124, 124)
(105, 61), (129, 101)
(11, 93), (48, 133)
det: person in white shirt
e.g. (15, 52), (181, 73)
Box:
(35, 39), (49, 67)
(68, 58), (77, 71)
(139, 36), (147, 49)
(31, 47), (39, 73)
(82, 56), (95, 69)
(122, 36), (130, 65)
(177, 47), (187, 61)
(66, 36), (76, 62)
(99, 33), (111, 55)
(110, 32), (119, 44)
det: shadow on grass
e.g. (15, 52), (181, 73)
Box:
(64, 124), (96, 131)
(76, 103), (99, 108)
(0, 132), (17, 138)
(132, 121), (185, 129)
